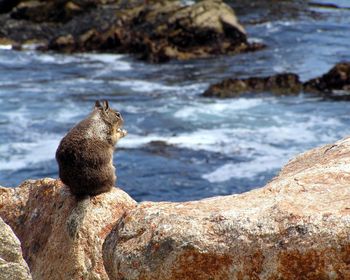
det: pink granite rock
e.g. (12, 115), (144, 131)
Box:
(0, 178), (136, 280)
(103, 137), (350, 280)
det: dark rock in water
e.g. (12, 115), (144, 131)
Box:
(203, 62), (350, 100)
(0, 12), (55, 45)
(303, 62), (350, 94)
(111, 0), (264, 62)
(0, 0), (21, 14)
(10, 0), (96, 23)
(0, 0), (265, 62)
(203, 73), (302, 98)
(47, 5), (121, 52)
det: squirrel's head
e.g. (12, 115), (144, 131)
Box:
(94, 100), (123, 126)
(94, 100), (127, 144)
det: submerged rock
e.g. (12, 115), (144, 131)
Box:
(0, 0), (264, 62)
(203, 73), (302, 98)
(0, 179), (136, 280)
(0, 217), (32, 280)
(103, 137), (350, 279)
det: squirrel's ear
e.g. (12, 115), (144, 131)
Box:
(102, 100), (109, 112)
(95, 100), (102, 109)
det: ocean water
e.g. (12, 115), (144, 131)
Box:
(0, 1), (349, 202)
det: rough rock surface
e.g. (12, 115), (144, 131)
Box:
(203, 62), (350, 99)
(103, 137), (350, 280)
(108, 0), (263, 62)
(203, 73), (302, 98)
(0, 0), (264, 62)
(0, 217), (32, 280)
(0, 178), (136, 280)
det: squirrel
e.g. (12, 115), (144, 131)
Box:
(56, 100), (127, 197)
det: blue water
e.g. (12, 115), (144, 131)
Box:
(0, 1), (350, 201)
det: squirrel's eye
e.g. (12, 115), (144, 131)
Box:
(115, 112), (121, 118)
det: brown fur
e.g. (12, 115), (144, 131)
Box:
(56, 100), (127, 197)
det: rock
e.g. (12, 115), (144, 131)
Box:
(202, 62), (350, 99)
(113, 0), (264, 62)
(0, 178), (136, 280)
(0, 0), (117, 47)
(0, 0), (21, 14)
(103, 137), (350, 280)
(0, 217), (32, 280)
(203, 73), (302, 98)
(0, 0), (264, 62)
(10, 0), (96, 23)
(303, 62), (350, 96)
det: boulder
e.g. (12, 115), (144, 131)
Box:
(0, 0), (119, 48)
(0, 217), (32, 280)
(202, 62), (350, 99)
(103, 137), (350, 280)
(303, 62), (350, 98)
(0, 0), (21, 14)
(0, 0), (264, 62)
(111, 0), (264, 62)
(203, 73), (302, 98)
(0, 178), (136, 280)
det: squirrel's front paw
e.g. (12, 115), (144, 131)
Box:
(117, 128), (127, 137)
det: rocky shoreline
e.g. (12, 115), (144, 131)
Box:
(0, 0), (264, 62)
(2, 136), (350, 279)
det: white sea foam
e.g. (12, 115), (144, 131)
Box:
(248, 37), (264, 44)
(22, 43), (46, 51)
(182, 0), (195, 5)
(3, 106), (33, 129)
(85, 54), (132, 72)
(33, 52), (132, 71)
(33, 53), (81, 64)
(121, 111), (345, 183)
(117, 80), (206, 94)
(0, 45), (12, 50)
(81, 53), (126, 63)
(55, 104), (86, 123)
(202, 154), (288, 183)
(122, 113), (342, 152)
(261, 20), (296, 34)
(117, 80), (176, 92)
(120, 128), (271, 155)
(120, 129), (235, 153)
(0, 137), (60, 171)
(174, 98), (263, 120)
